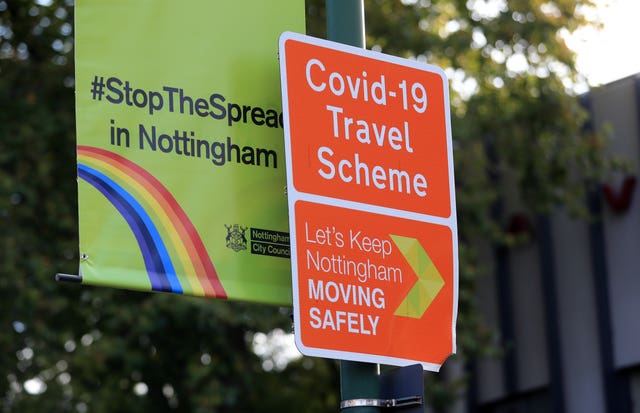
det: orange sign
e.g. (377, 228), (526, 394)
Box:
(279, 32), (458, 371)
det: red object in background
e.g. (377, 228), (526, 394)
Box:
(602, 175), (636, 213)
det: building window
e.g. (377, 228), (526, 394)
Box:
(479, 388), (550, 413)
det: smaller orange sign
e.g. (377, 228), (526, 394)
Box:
(293, 201), (455, 368)
(279, 32), (458, 371)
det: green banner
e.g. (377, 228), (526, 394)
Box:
(75, 0), (304, 305)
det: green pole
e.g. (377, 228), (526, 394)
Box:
(327, 0), (365, 48)
(325, 2), (381, 412)
(339, 361), (380, 413)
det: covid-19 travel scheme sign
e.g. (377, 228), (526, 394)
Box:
(279, 32), (459, 370)
(74, 1), (304, 304)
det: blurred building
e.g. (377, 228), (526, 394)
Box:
(459, 74), (640, 413)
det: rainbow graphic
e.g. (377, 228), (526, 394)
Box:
(77, 146), (227, 298)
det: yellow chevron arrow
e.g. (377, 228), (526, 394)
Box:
(390, 235), (445, 319)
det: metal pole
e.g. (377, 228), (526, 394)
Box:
(325, 2), (380, 412)
(339, 361), (380, 413)
(327, 0), (365, 48)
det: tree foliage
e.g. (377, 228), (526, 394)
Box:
(1, 0), (613, 411)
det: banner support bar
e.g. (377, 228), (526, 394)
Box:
(55, 273), (83, 283)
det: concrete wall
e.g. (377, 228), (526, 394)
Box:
(590, 76), (640, 369)
(470, 74), (640, 413)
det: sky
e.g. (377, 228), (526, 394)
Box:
(567, 0), (640, 88)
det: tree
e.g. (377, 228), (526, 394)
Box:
(1, 2), (339, 411)
(1, 0), (613, 411)
(358, 0), (615, 409)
